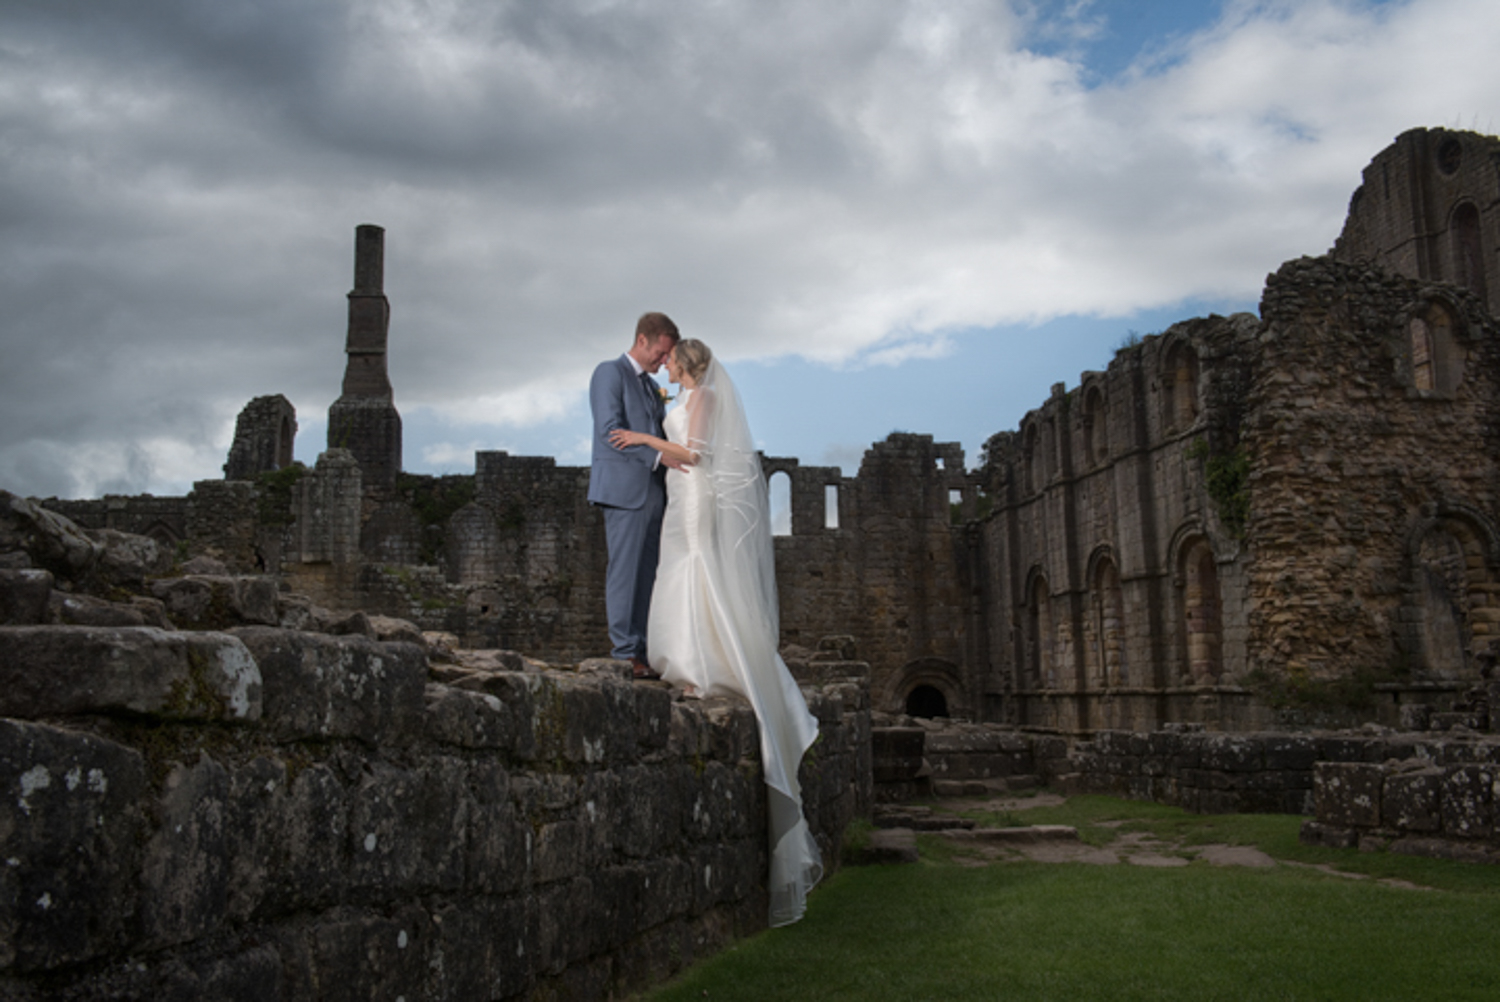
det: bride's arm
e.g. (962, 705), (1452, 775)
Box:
(607, 428), (698, 465)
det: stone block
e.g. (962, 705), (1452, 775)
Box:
(222, 755), (286, 922)
(635, 683), (673, 750)
(139, 755), (230, 949)
(283, 904), (434, 1002)
(424, 683), (518, 750)
(1313, 762), (1383, 828)
(428, 897), (530, 1002)
(348, 759), (468, 896)
(0, 626), (261, 723)
(926, 729), (1001, 755)
(89, 528), (171, 587)
(231, 627), (424, 744)
(47, 590), (148, 627)
(0, 569), (52, 625)
(259, 762), (350, 914)
(1317, 736), (1379, 763)
(1381, 766), (1442, 832)
(0, 719), (148, 972)
(1439, 764), (1494, 839)
(1299, 820), (1358, 848)
(151, 575), (279, 630)
(0, 491), (102, 581)
(1199, 734), (1264, 772)
(463, 762), (524, 896)
(1261, 733), (1317, 771)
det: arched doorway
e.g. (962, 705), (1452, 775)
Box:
(905, 685), (949, 718)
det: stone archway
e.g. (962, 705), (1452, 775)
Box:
(884, 657), (965, 719)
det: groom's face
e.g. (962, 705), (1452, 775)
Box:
(638, 334), (675, 373)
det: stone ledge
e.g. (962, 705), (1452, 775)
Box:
(0, 626), (261, 723)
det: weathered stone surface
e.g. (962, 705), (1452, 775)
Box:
(0, 569), (52, 625)
(230, 627), (424, 743)
(140, 755), (231, 948)
(0, 491), (102, 581)
(1313, 762), (1384, 828)
(0, 719), (148, 972)
(1381, 764), (1443, 832)
(423, 682), (517, 750)
(0, 626), (262, 722)
(89, 527), (172, 586)
(48, 590), (149, 627)
(1440, 764), (1494, 839)
(151, 575), (279, 630)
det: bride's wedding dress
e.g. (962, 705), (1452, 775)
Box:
(647, 362), (824, 927)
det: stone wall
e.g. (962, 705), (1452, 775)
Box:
(1243, 257), (1500, 701)
(978, 314), (1263, 733)
(1332, 127), (1500, 318)
(0, 624), (871, 1000)
(1303, 753), (1500, 861)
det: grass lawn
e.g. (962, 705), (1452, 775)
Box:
(638, 797), (1500, 1001)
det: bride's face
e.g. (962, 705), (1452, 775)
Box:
(666, 350), (685, 386)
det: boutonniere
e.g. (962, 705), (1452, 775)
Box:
(656, 386), (673, 405)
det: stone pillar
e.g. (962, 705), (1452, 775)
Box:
(328, 224), (402, 492)
(297, 450), (363, 565)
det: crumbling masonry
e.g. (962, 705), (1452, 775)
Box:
(45, 127), (1500, 736)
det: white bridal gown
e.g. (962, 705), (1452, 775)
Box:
(647, 377), (824, 927)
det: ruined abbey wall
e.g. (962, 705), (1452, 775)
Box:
(40, 128), (1500, 737)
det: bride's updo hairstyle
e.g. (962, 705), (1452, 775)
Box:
(674, 338), (713, 382)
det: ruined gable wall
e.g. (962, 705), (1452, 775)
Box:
(1243, 256), (1500, 697)
(771, 436), (979, 719)
(1332, 128), (1500, 318)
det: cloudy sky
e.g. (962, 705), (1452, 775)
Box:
(2, 0), (1497, 500)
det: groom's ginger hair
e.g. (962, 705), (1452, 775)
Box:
(636, 312), (680, 344)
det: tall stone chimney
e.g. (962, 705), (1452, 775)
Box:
(327, 224), (402, 491)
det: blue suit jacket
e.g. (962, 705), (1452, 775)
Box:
(588, 355), (666, 509)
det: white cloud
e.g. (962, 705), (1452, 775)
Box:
(2, 0), (1498, 497)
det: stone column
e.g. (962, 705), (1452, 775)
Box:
(327, 224), (402, 492)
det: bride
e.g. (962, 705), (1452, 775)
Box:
(608, 338), (824, 927)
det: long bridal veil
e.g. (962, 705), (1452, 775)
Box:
(688, 358), (824, 926)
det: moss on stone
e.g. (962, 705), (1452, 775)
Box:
(254, 463), (308, 527)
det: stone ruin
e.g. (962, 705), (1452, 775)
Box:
(0, 489), (871, 998)
(42, 127), (1500, 739)
(6, 125), (1500, 998)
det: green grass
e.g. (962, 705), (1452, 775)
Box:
(638, 798), (1500, 1001)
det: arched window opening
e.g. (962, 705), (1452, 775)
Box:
(1410, 316), (1435, 392)
(1163, 344), (1200, 432)
(905, 684), (949, 719)
(824, 483), (839, 530)
(769, 471), (792, 536)
(1021, 424), (1038, 496)
(1087, 557), (1127, 688)
(1181, 539), (1222, 684)
(1412, 518), (1494, 681)
(1027, 575), (1054, 689)
(1451, 202), (1487, 303)
(276, 414), (295, 469)
(1408, 300), (1464, 396)
(1082, 387), (1108, 467)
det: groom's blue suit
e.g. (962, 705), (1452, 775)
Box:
(589, 354), (668, 661)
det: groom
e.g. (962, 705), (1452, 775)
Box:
(589, 312), (682, 679)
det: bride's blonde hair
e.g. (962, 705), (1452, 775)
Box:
(674, 338), (712, 382)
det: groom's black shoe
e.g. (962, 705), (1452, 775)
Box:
(631, 658), (661, 681)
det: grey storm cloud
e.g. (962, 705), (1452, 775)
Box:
(2, 0), (1498, 498)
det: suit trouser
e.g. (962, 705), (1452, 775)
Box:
(601, 484), (666, 661)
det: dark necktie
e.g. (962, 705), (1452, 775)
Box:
(640, 371), (657, 406)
